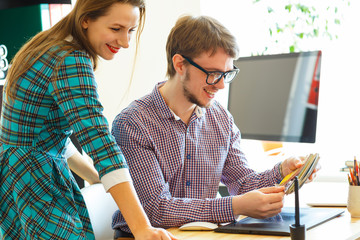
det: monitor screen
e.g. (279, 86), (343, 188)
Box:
(228, 51), (321, 143)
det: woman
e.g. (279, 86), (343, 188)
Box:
(0, 0), (175, 239)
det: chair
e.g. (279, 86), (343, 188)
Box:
(81, 183), (118, 240)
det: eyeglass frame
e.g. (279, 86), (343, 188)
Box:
(181, 55), (240, 85)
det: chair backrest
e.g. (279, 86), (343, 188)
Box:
(81, 183), (118, 240)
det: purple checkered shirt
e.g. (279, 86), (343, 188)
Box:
(111, 82), (283, 231)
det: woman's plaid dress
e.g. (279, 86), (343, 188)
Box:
(0, 48), (127, 239)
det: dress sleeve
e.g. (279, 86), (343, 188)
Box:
(221, 116), (283, 195)
(48, 50), (130, 188)
(111, 110), (235, 228)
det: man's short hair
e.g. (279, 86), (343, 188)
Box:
(166, 15), (239, 79)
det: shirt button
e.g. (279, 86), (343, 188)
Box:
(186, 154), (191, 160)
(186, 181), (191, 186)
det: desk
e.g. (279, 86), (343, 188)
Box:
(115, 210), (360, 240)
(167, 180), (360, 240)
(119, 182), (359, 240)
(167, 210), (360, 240)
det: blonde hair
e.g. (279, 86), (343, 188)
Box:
(5, 0), (145, 100)
(166, 15), (239, 79)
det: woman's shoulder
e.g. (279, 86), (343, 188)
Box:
(46, 45), (89, 60)
(44, 46), (92, 70)
(67, 49), (90, 59)
(65, 49), (92, 66)
(38, 46), (94, 82)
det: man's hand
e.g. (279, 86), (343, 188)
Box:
(281, 155), (321, 182)
(232, 186), (285, 219)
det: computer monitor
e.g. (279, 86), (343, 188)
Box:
(228, 51), (321, 143)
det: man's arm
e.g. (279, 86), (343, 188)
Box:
(220, 117), (283, 196)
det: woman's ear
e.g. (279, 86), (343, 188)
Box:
(172, 54), (186, 75)
(81, 17), (90, 30)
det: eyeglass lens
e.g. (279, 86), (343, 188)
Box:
(207, 70), (238, 85)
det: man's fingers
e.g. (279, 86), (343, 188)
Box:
(259, 186), (285, 194)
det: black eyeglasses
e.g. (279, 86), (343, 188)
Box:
(182, 55), (240, 85)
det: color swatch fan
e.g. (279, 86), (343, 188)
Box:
(279, 153), (320, 194)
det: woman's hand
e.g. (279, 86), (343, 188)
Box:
(109, 182), (178, 240)
(133, 226), (178, 240)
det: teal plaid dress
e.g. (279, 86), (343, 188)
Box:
(0, 48), (127, 239)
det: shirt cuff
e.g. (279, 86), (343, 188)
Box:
(101, 168), (132, 192)
(274, 162), (284, 184)
(211, 196), (236, 223)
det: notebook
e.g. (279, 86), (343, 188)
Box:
(303, 182), (348, 207)
(215, 207), (344, 236)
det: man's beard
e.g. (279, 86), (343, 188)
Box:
(182, 71), (212, 108)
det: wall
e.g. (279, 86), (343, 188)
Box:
(95, 0), (201, 125)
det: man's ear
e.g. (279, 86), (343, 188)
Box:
(172, 54), (186, 75)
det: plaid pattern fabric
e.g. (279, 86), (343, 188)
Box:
(111, 83), (283, 231)
(0, 48), (127, 239)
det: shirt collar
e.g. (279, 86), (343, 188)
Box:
(65, 35), (73, 42)
(194, 106), (205, 118)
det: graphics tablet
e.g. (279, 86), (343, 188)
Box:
(215, 207), (344, 236)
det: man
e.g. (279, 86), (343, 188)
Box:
(111, 15), (315, 233)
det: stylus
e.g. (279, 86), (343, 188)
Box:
(295, 176), (300, 226)
(289, 176), (305, 240)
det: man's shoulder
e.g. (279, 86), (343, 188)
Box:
(206, 100), (232, 118)
(115, 93), (155, 123)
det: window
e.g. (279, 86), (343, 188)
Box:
(201, 0), (360, 177)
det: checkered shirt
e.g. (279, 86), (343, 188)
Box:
(111, 82), (283, 232)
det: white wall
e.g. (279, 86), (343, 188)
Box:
(95, 0), (201, 125)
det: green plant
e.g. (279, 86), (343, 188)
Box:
(253, 0), (350, 53)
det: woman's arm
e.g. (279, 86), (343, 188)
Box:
(108, 182), (176, 239)
(66, 143), (100, 185)
(50, 52), (174, 239)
